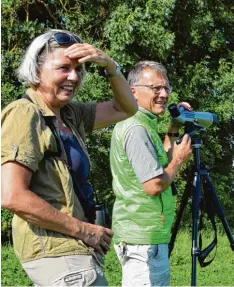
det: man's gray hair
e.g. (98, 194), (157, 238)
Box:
(127, 61), (169, 87)
(17, 29), (84, 87)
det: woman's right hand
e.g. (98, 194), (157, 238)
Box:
(79, 222), (114, 256)
(64, 43), (114, 68)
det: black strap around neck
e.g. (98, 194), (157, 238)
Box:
(18, 94), (62, 158)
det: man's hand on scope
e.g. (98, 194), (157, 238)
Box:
(177, 102), (192, 111)
(172, 134), (192, 167)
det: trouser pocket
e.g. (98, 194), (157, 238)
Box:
(51, 268), (97, 286)
(114, 242), (128, 265)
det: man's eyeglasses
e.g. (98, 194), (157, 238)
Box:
(133, 84), (172, 95)
(50, 32), (83, 46)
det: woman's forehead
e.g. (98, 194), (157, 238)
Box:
(43, 48), (79, 67)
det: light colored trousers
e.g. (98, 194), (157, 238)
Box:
(114, 243), (170, 286)
(22, 254), (107, 286)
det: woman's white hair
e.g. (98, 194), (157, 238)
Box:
(17, 29), (84, 87)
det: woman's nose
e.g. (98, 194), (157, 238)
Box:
(67, 69), (80, 81)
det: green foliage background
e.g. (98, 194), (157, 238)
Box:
(1, 0), (234, 242)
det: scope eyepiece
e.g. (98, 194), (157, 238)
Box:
(168, 103), (181, 118)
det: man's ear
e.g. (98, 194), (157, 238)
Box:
(131, 87), (138, 101)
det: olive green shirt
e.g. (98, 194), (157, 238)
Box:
(1, 88), (97, 262)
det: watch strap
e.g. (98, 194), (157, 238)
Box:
(104, 61), (121, 78)
(166, 132), (179, 137)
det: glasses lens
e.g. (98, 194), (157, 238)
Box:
(53, 32), (82, 45)
(54, 33), (71, 45)
(152, 86), (172, 94)
(152, 86), (162, 93)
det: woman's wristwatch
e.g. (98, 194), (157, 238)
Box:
(104, 61), (121, 78)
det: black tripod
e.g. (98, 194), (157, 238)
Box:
(169, 124), (234, 286)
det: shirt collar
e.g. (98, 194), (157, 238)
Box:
(138, 106), (158, 120)
(26, 88), (56, 117)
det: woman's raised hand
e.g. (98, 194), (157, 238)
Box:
(64, 43), (114, 69)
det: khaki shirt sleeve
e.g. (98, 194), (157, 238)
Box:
(1, 101), (46, 172)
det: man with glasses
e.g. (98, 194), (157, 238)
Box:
(110, 61), (192, 286)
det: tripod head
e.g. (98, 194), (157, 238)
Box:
(176, 122), (206, 146)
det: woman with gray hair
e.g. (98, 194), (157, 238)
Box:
(1, 29), (137, 286)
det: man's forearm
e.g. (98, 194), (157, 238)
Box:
(143, 158), (182, 196)
(164, 124), (181, 161)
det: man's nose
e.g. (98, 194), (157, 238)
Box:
(159, 87), (169, 97)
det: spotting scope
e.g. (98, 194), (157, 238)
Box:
(168, 103), (218, 128)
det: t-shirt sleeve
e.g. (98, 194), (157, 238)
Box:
(1, 102), (45, 172)
(72, 102), (97, 133)
(124, 125), (164, 183)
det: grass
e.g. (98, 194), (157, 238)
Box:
(1, 231), (234, 286)
(1, 245), (32, 286)
(169, 231), (234, 286)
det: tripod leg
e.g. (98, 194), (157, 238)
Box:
(204, 173), (234, 251)
(169, 183), (190, 256)
(191, 171), (201, 286)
